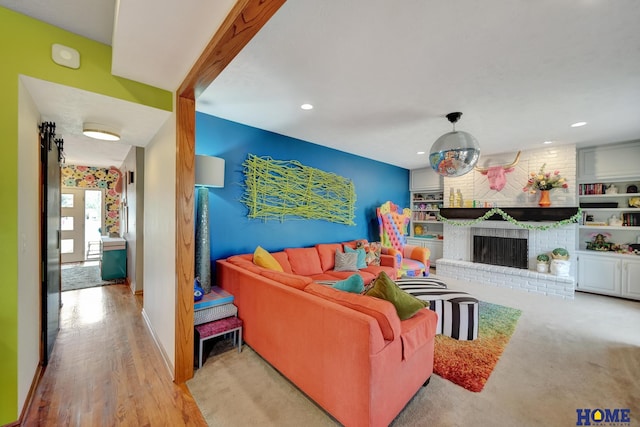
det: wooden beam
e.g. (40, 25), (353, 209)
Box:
(174, 0), (286, 383)
(178, 0), (287, 100)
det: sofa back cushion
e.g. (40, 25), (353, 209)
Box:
(285, 247), (323, 276)
(271, 251), (293, 274)
(315, 243), (343, 271)
(305, 283), (400, 341)
(260, 270), (312, 290)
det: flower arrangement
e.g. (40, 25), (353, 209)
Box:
(522, 164), (569, 193)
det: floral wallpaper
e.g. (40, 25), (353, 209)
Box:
(61, 165), (122, 234)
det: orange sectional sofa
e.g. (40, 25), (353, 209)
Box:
(216, 240), (439, 427)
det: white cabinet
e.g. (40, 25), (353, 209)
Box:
(577, 251), (640, 300)
(410, 167), (443, 191)
(578, 141), (640, 182)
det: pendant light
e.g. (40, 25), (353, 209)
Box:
(429, 112), (480, 177)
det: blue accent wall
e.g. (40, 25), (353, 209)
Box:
(196, 113), (409, 264)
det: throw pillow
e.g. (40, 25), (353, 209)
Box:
(365, 271), (426, 320)
(334, 252), (359, 272)
(253, 246), (284, 272)
(344, 246), (367, 269)
(333, 274), (365, 293)
(365, 242), (382, 266)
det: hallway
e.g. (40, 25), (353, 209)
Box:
(24, 285), (206, 426)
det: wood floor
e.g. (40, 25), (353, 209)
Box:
(24, 284), (207, 426)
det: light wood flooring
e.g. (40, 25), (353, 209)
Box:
(24, 284), (206, 426)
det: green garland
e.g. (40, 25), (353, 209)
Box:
(437, 208), (583, 231)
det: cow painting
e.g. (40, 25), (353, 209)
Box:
(474, 151), (521, 191)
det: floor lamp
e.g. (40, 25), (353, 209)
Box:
(195, 155), (225, 294)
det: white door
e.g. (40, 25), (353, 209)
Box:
(577, 253), (621, 296)
(621, 258), (640, 300)
(61, 188), (85, 263)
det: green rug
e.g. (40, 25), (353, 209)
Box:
(61, 265), (112, 291)
(433, 301), (522, 392)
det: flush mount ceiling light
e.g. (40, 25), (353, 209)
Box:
(429, 112), (480, 177)
(571, 121), (587, 127)
(300, 103), (314, 110)
(82, 122), (121, 141)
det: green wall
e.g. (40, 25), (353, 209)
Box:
(0, 7), (172, 424)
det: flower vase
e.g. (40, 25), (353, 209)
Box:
(538, 190), (551, 207)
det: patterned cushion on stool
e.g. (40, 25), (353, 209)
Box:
(196, 316), (242, 338)
(396, 277), (479, 341)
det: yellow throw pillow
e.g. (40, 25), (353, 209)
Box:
(253, 246), (284, 272)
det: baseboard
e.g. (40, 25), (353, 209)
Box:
(141, 308), (175, 380)
(12, 363), (44, 427)
(134, 289), (143, 296)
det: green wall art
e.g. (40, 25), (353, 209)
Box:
(241, 154), (356, 225)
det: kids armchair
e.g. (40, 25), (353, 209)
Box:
(376, 201), (430, 278)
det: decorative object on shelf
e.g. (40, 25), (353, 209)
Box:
(241, 154), (355, 225)
(536, 253), (550, 273)
(605, 184), (618, 194)
(429, 112), (480, 177)
(586, 232), (613, 251)
(629, 197), (640, 208)
(538, 190), (551, 207)
(522, 164), (569, 207)
(437, 207), (582, 231)
(607, 215), (623, 226)
(195, 155), (226, 294)
(626, 184), (638, 193)
(474, 151), (521, 191)
(194, 277), (204, 302)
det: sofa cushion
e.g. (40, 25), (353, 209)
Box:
(360, 265), (396, 281)
(260, 270), (312, 290)
(226, 255), (264, 275)
(335, 252), (359, 272)
(315, 243), (343, 272)
(271, 251), (293, 274)
(285, 247), (323, 276)
(253, 246), (284, 272)
(344, 246), (367, 269)
(332, 274), (365, 293)
(305, 283), (400, 341)
(364, 242), (382, 266)
(365, 271), (426, 320)
(321, 270), (377, 284)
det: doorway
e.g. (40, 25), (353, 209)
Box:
(61, 188), (104, 264)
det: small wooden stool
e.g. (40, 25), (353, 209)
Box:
(195, 316), (243, 368)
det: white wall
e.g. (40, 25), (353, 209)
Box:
(143, 108), (176, 374)
(444, 144), (577, 208)
(122, 146), (145, 294)
(17, 77), (42, 412)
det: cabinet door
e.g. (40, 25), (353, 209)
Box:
(577, 254), (621, 296)
(621, 258), (640, 300)
(578, 142), (640, 181)
(410, 167), (443, 191)
(424, 240), (443, 262)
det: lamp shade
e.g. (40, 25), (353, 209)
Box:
(195, 155), (225, 188)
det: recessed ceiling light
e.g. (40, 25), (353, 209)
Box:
(543, 141), (553, 144)
(82, 122), (120, 141)
(300, 103), (314, 110)
(417, 151), (425, 155)
(571, 121), (587, 128)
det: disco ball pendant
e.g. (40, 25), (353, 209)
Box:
(429, 113), (480, 177)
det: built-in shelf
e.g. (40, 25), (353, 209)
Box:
(579, 225), (640, 230)
(439, 207), (580, 222)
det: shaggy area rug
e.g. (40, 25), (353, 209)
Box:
(433, 301), (522, 392)
(61, 265), (112, 291)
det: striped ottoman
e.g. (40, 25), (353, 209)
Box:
(396, 277), (479, 341)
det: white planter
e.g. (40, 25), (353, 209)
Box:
(536, 262), (549, 273)
(550, 259), (571, 277)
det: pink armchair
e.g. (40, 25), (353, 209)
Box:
(376, 201), (430, 277)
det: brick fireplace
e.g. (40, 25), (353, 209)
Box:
(435, 209), (578, 298)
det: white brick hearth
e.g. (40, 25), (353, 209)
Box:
(437, 221), (577, 298)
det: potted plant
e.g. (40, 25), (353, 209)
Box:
(522, 164), (569, 207)
(550, 248), (571, 277)
(536, 253), (550, 273)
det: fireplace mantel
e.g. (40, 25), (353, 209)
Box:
(439, 207), (579, 222)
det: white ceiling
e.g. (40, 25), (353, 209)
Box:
(3, 0), (640, 170)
